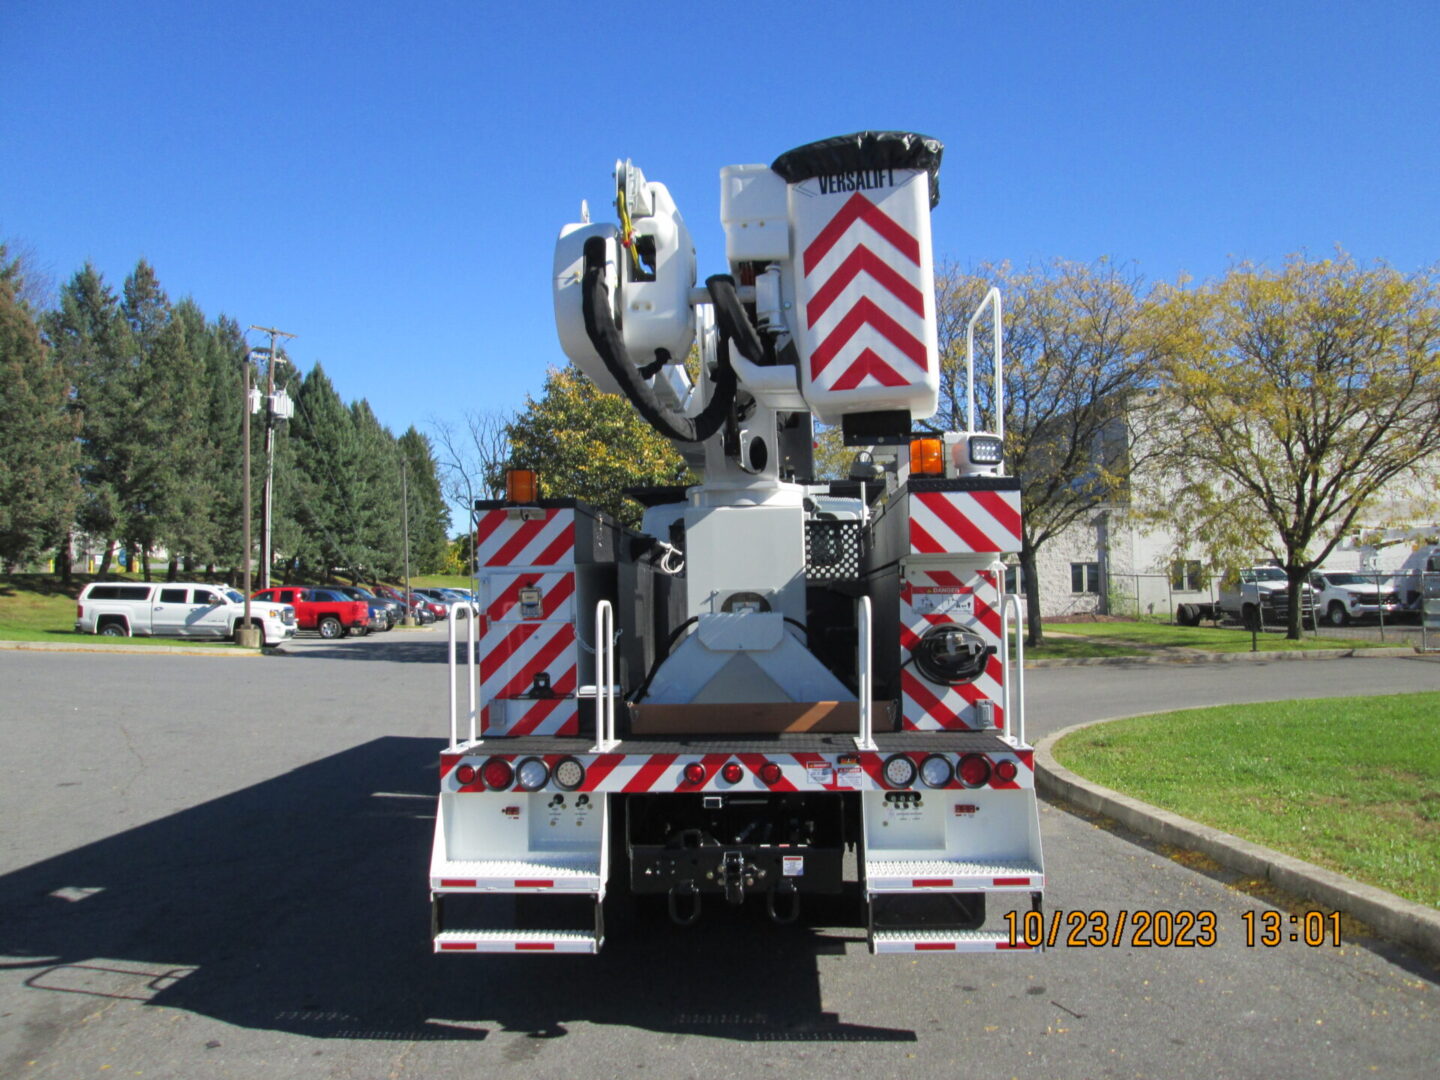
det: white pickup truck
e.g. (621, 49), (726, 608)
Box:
(1175, 565), (1316, 627)
(75, 581), (296, 646)
(1308, 571), (1403, 627)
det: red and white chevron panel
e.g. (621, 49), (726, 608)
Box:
(474, 508), (576, 569)
(439, 749), (1035, 794)
(790, 173), (938, 418)
(478, 620), (578, 736)
(483, 570), (576, 625)
(900, 568), (1007, 732)
(910, 489), (1022, 555)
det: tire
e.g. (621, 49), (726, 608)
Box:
(1176, 604), (1197, 627)
(318, 616), (342, 640)
(99, 621), (128, 637)
(1327, 602), (1349, 627)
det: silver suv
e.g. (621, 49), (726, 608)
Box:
(75, 582), (296, 646)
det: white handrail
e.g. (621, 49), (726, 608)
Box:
(592, 601), (618, 752)
(467, 606), (478, 744)
(1000, 591), (1027, 747)
(854, 596), (877, 751)
(447, 610), (459, 749)
(965, 287), (1005, 444)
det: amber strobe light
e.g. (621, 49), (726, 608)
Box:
(505, 469), (538, 504)
(909, 437), (945, 477)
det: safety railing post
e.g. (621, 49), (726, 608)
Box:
(467, 606), (478, 744)
(592, 601), (618, 752)
(447, 608), (458, 749)
(854, 596), (876, 751)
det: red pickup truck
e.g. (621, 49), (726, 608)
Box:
(252, 586), (371, 639)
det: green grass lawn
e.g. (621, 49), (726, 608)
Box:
(1053, 693), (1440, 907)
(1018, 637), (1147, 660)
(408, 574), (475, 590)
(0, 574), (239, 647)
(1048, 620), (1389, 652)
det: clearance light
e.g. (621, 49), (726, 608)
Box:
(455, 763), (477, 785)
(759, 762), (783, 785)
(957, 754), (991, 788)
(994, 759), (1019, 783)
(505, 469), (539, 504)
(721, 762), (745, 784)
(481, 757), (515, 790)
(909, 437), (945, 477)
(682, 762), (707, 786)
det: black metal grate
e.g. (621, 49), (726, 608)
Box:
(805, 520), (862, 582)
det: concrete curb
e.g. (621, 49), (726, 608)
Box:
(1035, 717), (1440, 965)
(1024, 645), (1417, 668)
(0, 639), (267, 658)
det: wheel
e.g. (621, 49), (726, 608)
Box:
(318, 616), (342, 639)
(1176, 604), (1197, 627)
(99, 622), (127, 637)
(1327, 601), (1349, 627)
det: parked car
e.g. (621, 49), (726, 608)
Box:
(330, 585), (404, 630)
(413, 588), (465, 618)
(373, 585), (440, 624)
(1309, 571), (1404, 627)
(75, 581), (296, 646)
(435, 587), (480, 615)
(252, 586), (371, 639)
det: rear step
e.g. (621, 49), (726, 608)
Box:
(864, 857), (1043, 892)
(434, 929), (601, 954)
(430, 854), (603, 893)
(871, 929), (1035, 954)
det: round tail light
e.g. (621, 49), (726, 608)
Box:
(994, 759), (1019, 783)
(682, 762), (707, 786)
(759, 762), (783, 785)
(721, 762), (744, 784)
(957, 753), (991, 788)
(455, 763), (477, 785)
(481, 757), (514, 790)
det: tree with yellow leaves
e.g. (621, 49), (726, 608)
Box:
(1140, 254), (1440, 639)
(497, 364), (690, 527)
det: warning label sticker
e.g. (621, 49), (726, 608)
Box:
(782, 855), (804, 877)
(911, 586), (975, 617)
(806, 763), (834, 786)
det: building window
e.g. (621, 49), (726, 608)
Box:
(1071, 562), (1101, 594)
(1171, 559), (1203, 592)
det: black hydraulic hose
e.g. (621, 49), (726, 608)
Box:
(704, 274), (767, 366)
(581, 237), (736, 442)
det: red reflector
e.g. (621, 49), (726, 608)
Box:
(515, 942), (555, 951)
(481, 757), (514, 790)
(760, 762), (783, 785)
(440, 942), (477, 951)
(682, 762), (707, 785)
(439, 878), (476, 888)
(994, 759), (1018, 782)
(912, 879), (954, 888)
(957, 753), (991, 788)
(514, 879), (554, 888)
(993, 877), (1030, 886)
(721, 762), (744, 784)
(916, 942), (957, 951)
(455, 764), (477, 785)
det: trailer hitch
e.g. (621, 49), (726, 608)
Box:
(717, 850), (755, 906)
(668, 881), (702, 927)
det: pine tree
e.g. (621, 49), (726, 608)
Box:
(0, 247), (80, 568)
(288, 363), (362, 577)
(349, 399), (403, 578)
(45, 262), (131, 572)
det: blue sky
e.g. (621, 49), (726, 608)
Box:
(4, 1), (1437, 451)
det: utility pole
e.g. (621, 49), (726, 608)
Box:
(249, 324), (296, 589)
(401, 457), (415, 626)
(236, 352), (261, 647)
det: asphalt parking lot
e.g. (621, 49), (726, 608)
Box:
(1, 634), (1436, 1079)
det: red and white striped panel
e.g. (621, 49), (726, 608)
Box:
(800, 192), (934, 394)
(900, 569), (1006, 732)
(478, 620), (578, 736)
(474, 508), (576, 569)
(440, 749), (1035, 794)
(910, 489), (1021, 555)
